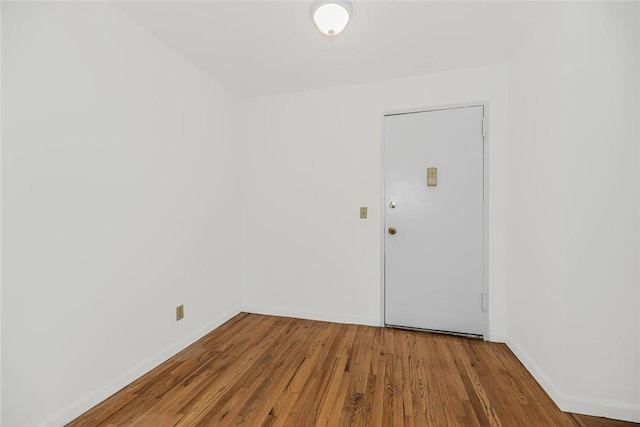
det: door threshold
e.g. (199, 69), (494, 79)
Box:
(385, 324), (483, 340)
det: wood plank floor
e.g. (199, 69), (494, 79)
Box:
(572, 414), (639, 427)
(67, 313), (638, 426)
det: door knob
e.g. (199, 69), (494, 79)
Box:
(388, 226), (397, 235)
(389, 201), (396, 209)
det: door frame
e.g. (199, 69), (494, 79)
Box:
(379, 101), (490, 339)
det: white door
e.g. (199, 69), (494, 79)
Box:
(384, 105), (486, 337)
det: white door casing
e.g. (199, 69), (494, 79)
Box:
(383, 104), (487, 337)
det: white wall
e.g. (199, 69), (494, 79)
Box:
(563, 3), (639, 412)
(507, 3), (569, 404)
(0, 3), (4, 421)
(1, 3), (242, 426)
(508, 2), (640, 422)
(239, 65), (509, 339)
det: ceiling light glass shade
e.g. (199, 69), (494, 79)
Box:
(311, 0), (352, 36)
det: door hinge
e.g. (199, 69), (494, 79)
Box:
(482, 117), (487, 138)
(481, 291), (487, 312)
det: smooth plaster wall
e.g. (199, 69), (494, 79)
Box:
(508, 2), (640, 422)
(507, 3), (569, 405)
(0, 3), (3, 420)
(1, 3), (242, 426)
(239, 64), (509, 340)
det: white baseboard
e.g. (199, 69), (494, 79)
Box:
(243, 304), (380, 327)
(244, 307), (508, 347)
(487, 333), (507, 343)
(505, 337), (640, 423)
(39, 306), (242, 427)
(561, 393), (640, 423)
(504, 337), (567, 407)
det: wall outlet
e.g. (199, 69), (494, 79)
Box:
(176, 304), (184, 321)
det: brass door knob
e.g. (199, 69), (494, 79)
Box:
(388, 226), (397, 235)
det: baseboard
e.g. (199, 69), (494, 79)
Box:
(39, 305), (242, 427)
(243, 304), (380, 327)
(504, 337), (568, 408)
(487, 333), (507, 343)
(505, 337), (640, 423)
(561, 393), (640, 423)
(244, 305), (505, 343)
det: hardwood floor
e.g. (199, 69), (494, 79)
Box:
(571, 414), (639, 427)
(67, 313), (637, 426)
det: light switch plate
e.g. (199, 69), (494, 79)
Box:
(427, 167), (438, 186)
(360, 207), (368, 219)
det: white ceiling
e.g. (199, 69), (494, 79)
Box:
(116, 1), (551, 98)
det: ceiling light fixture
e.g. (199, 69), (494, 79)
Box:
(310, 0), (352, 37)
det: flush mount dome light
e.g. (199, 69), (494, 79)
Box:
(311, 0), (352, 36)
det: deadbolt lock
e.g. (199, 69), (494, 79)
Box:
(388, 226), (397, 235)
